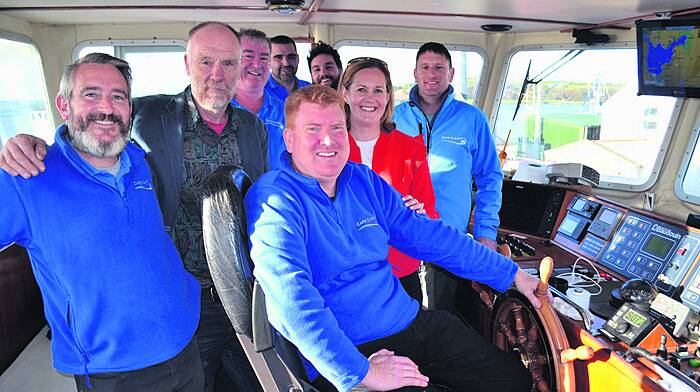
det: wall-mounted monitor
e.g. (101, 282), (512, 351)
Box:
(636, 18), (700, 98)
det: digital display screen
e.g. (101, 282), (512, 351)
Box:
(573, 199), (586, 211)
(637, 18), (700, 98)
(599, 209), (618, 225)
(623, 308), (648, 328)
(559, 216), (579, 237)
(642, 234), (674, 259)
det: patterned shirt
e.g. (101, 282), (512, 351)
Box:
(173, 89), (244, 288)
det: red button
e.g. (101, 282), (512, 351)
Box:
(678, 247), (687, 256)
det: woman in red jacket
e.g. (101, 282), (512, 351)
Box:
(338, 57), (440, 303)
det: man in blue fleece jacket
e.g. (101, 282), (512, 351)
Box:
(245, 85), (549, 392)
(394, 42), (505, 312)
(0, 53), (202, 391)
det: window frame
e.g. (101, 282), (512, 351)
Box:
(0, 29), (55, 144)
(490, 42), (683, 191)
(73, 39), (187, 60)
(334, 40), (488, 107)
(674, 113), (700, 205)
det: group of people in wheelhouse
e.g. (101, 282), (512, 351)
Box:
(0, 21), (552, 392)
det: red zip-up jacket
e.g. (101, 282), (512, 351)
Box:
(348, 129), (440, 277)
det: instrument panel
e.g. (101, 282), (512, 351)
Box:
(554, 195), (700, 297)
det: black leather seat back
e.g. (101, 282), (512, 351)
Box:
(201, 165), (254, 337)
(201, 165), (317, 392)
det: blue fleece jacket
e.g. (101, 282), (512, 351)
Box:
(394, 86), (503, 240)
(264, 76), (311, 102)
(231, 92), (286, 170)
(0, 125), (200, 375)
(245, 154), (518, 391)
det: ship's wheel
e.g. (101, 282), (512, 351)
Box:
(491, 257), (578, 392)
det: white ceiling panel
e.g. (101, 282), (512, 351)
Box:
(0, 0), (698, 31)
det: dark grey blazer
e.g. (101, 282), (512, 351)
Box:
(131, 87), (269, 231)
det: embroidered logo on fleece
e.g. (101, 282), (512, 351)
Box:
(133, 180), (153, 191)
(355, 216), (379, 231)
(440, 136), (467, 145)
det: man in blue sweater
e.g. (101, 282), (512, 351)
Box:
(265, 35), (311, 101)
(0, 23), (267, 392)
(394, 42), (504, 312)
(231, 29), (286, 170)
(245, 85), (549, 392)
(0, 53), (202, 391)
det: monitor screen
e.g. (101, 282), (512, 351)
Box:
(642, 234), (675, 260)
(599, 208), (618, 225)
(559, 216), (580, 237)
(636, 18), (700, 98)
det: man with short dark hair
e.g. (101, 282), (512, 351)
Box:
(265, 35), (310, 101)
(231, 29), (286, 169)
(307, 41), (343, 89)
(245, 84), (544, 392)
(0, 21), (266, 392)
(0, 53), (203, 392)
(394, 42), (504, 312)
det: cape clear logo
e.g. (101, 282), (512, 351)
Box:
(356, 216), (379, 231)
(440, 136), (467, 145)
(133, 180), (153, 191)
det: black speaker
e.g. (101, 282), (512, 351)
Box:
(499, 180), (567, 238)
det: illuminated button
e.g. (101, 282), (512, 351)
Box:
(628, 218), (637, 224)
(633, 232), (641, 238)
(604, 253), (614, 261)
(690, 294), (698, 302)
(627, 240), (635, 247)
(622, 228), (631, 234)
(636, 256), (643, 262)
(610, 244), (617, 251)
(639, 223), (648, 229)
(677, 247), (687, 256)
(621, 250), (629, 257)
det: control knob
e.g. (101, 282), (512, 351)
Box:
(616, 321), (630, 335)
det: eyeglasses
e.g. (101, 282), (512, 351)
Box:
(347, 56), (388, 68)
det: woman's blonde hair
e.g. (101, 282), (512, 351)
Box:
(337, 58), (395, 133)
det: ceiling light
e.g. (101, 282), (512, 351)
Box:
(266, 0), (305, 14)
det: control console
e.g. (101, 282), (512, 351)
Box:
(554, 195), (700, 297)
(598, 212), (700, 295)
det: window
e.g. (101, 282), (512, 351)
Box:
(295, 42), (312, 84)
(0, 33), (54, 145)
(337, 41), (485, 105)
(76, 40), (188, 97)
(675, 117), (700, 204)
(493, 46), (679, 189)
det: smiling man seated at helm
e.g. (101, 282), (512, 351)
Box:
(245, 84), (551, 392)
